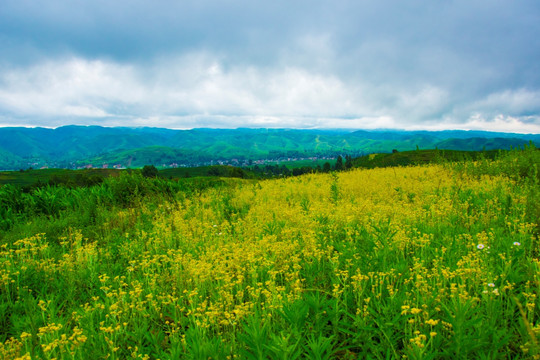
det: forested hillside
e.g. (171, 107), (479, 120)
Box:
(0, 126), (538, 169)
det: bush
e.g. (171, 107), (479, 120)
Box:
(142, 165), (159, 178)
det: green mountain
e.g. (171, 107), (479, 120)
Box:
(0, 126), (538, 170)
(434, 137), (532, 151)
(0, 148), (22, 170)
(79, 146), (215, 168)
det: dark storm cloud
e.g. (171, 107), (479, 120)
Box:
(1, 0), (314, 62)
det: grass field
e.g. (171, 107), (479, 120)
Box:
(0, 166), (247, 189)
(0, 148), (539, 359)
(352, 149), (501, 169)
(0, 169), (121, 188)
(276, 159), (336, 169)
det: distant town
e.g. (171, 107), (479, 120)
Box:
(21, 155), (339, 171)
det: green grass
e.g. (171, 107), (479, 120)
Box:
(159, 165), (253, 179)
(353, 149), (502, 169)
(0, 146), (538, 359)
(0, 168), (120, 187)
(0, 165), (252, 189)
(278, 159), (336, 169)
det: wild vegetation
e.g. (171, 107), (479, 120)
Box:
(0, 146), (538, 359)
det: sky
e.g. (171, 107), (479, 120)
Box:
(1, 0), (539, 133)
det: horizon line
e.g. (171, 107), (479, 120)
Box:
(0, 124), (539, 135)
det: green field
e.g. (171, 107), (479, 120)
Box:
(0, 147), (539, 359)
(278, 159), (336, 169)
(0, 168), (121, 187)
(352, 149), (502, 169)
(0, 166), (251, 189)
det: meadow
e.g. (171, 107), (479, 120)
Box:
(0, 147), (539, 359)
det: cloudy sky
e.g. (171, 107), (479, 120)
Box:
(1, 0), (539, 132)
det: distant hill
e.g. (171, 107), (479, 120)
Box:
(0, 148), (22, 170)
(0, 126), (538, 170)
(434, 137), (531, 151)
(79, 146), (215, 168)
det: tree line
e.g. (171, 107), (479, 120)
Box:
(251, 155), (354, 177)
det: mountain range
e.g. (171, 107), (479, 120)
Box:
(0, 126), (538, 170)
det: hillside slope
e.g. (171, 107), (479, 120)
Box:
(0, 126), (538, 169)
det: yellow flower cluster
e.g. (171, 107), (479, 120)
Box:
(0, 163), (538, 358)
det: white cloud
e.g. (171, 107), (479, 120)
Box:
(463, 114), (540, 134)
(0, 54), (539, 133)
(469, 89), (540, 115)
(0, 58), (142, 117)
(0, 55), (362, 122)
